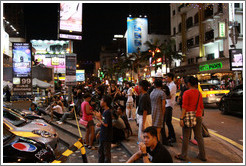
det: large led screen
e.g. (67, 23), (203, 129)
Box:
(60, 3), (82, 32)
(127, 17), (148, 54)
(76, 70), (85, 82)
(12, 43), (32, 77)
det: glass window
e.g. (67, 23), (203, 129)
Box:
(234, 3), (240, 8)
(3, 108), (27, 127)
(173, 10), (175, 16)
(200, 84), (221, 91)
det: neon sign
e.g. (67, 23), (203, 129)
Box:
(199, 62), (222, 71)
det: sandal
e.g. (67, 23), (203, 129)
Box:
(175, 154), (186, 161)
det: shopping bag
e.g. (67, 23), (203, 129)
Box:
(79, 118), (88, 127)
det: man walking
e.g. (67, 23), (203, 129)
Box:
(165, 73), (177, 143)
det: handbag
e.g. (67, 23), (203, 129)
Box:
(79, 118), (88, 127)
(184, 92), (200, 128)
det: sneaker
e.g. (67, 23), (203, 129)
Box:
(190, 139), (198, 145)
(56, 121), (63, 125)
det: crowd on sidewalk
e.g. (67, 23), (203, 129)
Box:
(29, 72), (207, 163)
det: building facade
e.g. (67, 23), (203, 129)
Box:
(170, 3), (243, 82)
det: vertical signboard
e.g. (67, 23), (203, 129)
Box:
(229, 49), (243, 71)
(65, 53), (77, 85)
(127, 17), (148, 54)
(219, 22), (226, 37)
(12, 43), (32, 95)
(60, 3), (82, 32)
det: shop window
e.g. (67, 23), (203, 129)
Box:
(236, 23), (241, 34)
(205, 30), (214, 41)
(195, 35), (199, 45)
(186, 17), (193, 29)
(173, 27), (176, 35)
(219, 51), (224, 58)
(204, 5), (213, 19)
(188, 58), (194, 64)
(187, 38), (194, 48)
(218, 3), (223, 13)
(235, 3), (240, 8)
(178, 23), (182, 33)
(207, 53), (215, 60)
(179, 42), (182, 51)
(173, 10), (176, 16)
(194, 13), (199, 24)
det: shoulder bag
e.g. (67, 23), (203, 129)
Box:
(184, 92), (200, 128)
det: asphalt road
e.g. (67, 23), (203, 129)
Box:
(172, 103), (243, 146)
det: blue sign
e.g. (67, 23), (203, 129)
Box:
(127, 17), (148, 54)
(76, 70), (85, 82)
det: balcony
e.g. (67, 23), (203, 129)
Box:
(203, 6), (214, 22)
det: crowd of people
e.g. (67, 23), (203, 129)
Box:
(28, 72), (207, 163)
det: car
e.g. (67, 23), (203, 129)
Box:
(4, 106), (45, 121)
(218, 84), (243, 115)
(3, 107), (59, 150)
(3, 123), (56, 163)
(198, 83), (230, 104)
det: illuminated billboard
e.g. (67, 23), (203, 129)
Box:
(59, 33), (82, 40)
(229, 49), (243, 71)
(60, 3), (82, 32)
(66, 53), (77, 85)
(35, 54), (66, 73)
(127, 17), (148, 54)
(31, 40), (70, 54)
(12, 43), (32, 95)
(76, 70), (85, 82)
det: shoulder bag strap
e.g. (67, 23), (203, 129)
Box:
(195, 92), (200, 113)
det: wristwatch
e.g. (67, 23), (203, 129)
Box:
(142, 153), (148, 157)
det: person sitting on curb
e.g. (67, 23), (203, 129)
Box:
(126, 126), (173, 163)
(29, 103), (47, 116)
(56, 100), (75, 125)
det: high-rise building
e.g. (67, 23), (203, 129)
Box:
(170, 3), (243, 82)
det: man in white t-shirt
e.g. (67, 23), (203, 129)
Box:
(50, 101), (64, 121)
(165, 73), (177, 143)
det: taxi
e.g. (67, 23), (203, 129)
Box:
(198, 83), (230, 104)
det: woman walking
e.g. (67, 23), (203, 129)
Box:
(175, 76), (206, 161)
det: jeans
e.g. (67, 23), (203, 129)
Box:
(181, 117), (206, 159)
(164, 106), (176, 140)
(60, 112), (74, 122)
(98, 141), (111, 163)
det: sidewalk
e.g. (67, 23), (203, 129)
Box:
(122, 118), (243, 163)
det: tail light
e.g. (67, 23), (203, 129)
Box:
(206, 94), (215, 97)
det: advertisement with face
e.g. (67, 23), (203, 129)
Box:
(127, 17), (148, 54)
(12, 43), (32, 95)
(76, 70), (85, 82)
(31, 40), (69, 54)
(60, 3), (82, 32)
(229, 49), (243, 71)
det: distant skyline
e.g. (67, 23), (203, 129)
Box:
(21, 3), (170, 61)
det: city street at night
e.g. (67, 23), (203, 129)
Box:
(2, 1), (244, 164)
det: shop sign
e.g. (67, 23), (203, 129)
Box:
(199, 62), (222, 72)
(219, 22), (226, 38)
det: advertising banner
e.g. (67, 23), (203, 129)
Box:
(12, 43), (32, 95)
(65, 53), (77, 85)
(3, 30), (9, 55)
(229, 49), (243, 71)
(60, 3), (82, 32)
(35, 54), (66, 73)
(59, 33), (82, 40)
(76, 70), (85, 82)
(127, 17), (148, 54)
(31, 40), (69, 54)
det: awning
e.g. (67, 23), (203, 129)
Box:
(32, 78), (54, 88)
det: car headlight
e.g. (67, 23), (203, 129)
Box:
(32, 130), (53, 138)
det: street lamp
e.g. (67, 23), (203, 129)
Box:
(76, 64), (79, 68)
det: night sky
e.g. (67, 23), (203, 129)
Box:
(23, 3), (170, 62)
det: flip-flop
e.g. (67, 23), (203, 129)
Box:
(175, 154), (186, 161)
